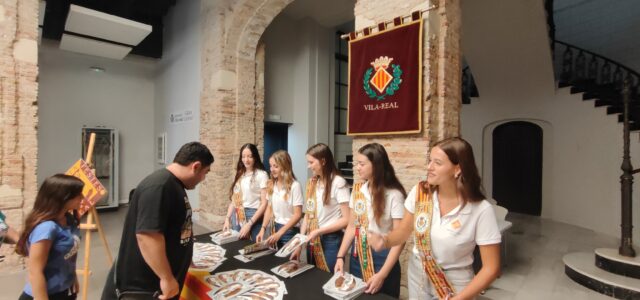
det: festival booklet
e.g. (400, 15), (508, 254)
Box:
(322, 272), (367, 300)
(190, 242), (227, 272)
(205, 269), (286, 300)
(210, 230), (240, 245)
(234, 248), (276, 263)
(274, 234), (308, 257)
(239, 242), (272, 255)
(270, 260), (314, 278)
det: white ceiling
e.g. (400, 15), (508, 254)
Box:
(282, 0), (355, 28)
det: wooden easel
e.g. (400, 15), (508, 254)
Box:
(77, 133), (114, 300)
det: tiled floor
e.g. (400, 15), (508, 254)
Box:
(0, 209), (623, 299)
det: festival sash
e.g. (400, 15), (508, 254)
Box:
(304, 177), (330, 272)
(414, 182), (456, 299)
(351, 182), (375, 281)
(232, 184), (246, 227)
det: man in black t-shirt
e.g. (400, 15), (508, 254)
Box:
(102, 142), (213, 300)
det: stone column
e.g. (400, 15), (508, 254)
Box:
(0, 0), (39, 271)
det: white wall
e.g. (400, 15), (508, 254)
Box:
(38, 41), (156, 202)
(263, 15), (334, 185)
(154, 0), (202, 207)
(461, 0), (639, 246)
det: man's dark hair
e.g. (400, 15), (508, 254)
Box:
(173, 142), (214, 166)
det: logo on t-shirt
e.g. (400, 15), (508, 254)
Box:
(64, 235), (80, 260)
(180, 196), (193, 245)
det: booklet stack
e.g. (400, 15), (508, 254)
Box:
(190, 242), (226, 272)
(270, 260), (314, 278)
(322, 273), (367, 300)
(274, 233), (309, 257)
(234, 242), (276, 263)
(210, 230), (240, 245)
(204, 269), (287, 300)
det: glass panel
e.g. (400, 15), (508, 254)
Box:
(340, 61), (348, 84)
(341, 40), (348, 56)
(340, 110), (348, 133)
(339, 86), (348, 108)
(334, 108), (341, 133)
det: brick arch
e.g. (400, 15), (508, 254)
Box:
(198, 0), (295, 228)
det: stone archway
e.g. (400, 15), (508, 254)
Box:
(198, 0), (463, 229)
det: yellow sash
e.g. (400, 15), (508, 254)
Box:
(351, 182), (375, 281)
(304, 177), (329, 272)
(415, 182), (456, 299)
(231, 184), (246, 226)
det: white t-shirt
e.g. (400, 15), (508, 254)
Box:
(236, 170), (269, 209)
(306, 175), (350, 228)
(405, 185), (501, 269)
(270, 180), (303, 226)
(349, 181), (405, 234)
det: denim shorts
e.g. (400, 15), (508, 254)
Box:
(349, 247), (401, 297)
(231, 207), (262, 242)
(307, 231), (343, 272)
(274, 223), (299, 249)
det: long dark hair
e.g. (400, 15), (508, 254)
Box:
(358, 143), (407, 226)
(229, 143), (266, 199)
(429, 137), (485, 205)
(306, 143), (341, 205)
(16, 174), (84, 256)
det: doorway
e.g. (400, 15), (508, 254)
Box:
(492, 121), (543, 215)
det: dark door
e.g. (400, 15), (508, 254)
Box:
(492, 121), (543, 215)
(264, 122), (289, 173)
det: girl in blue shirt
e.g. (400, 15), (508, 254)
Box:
(16, 174), (85, 300)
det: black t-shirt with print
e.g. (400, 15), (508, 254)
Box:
(113, 168), (193, 297)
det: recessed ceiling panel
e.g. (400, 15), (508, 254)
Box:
(60, 34), (132, 60)
(65, 4), (152, 46)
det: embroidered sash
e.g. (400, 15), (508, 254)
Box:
(351, 182), (375, 281)
(231, 184), (246, 227)
(267, 180), (276, 237)
(304, 177), (329, 272)
(415, 182), (455, 299)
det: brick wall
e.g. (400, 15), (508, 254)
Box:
(0, 0), (39, 271)
(198, 1), (461, 298)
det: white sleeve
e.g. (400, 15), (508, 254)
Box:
(404, 185), (418, 214)
(348, 184), (357, 209)
(475, 203), (502, 245)
(291, 181), (304, 207)
(389, 190), (405, 219)
(257, 171), (269, 189)
(333, 176), (350, 204)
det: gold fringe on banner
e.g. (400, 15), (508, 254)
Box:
(340, 5), (437, 40)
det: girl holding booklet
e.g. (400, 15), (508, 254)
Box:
(223, 143), (269, 241)
(256, 150), (304, 248)
(291, 143), (350, 273)
(369, 137), (502, 300)
(334, 143), (405, 297)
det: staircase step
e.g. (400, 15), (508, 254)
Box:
(564, 252), (640, 299)
(595, 248), (640, 280)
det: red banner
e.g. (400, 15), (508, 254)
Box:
(347, 20), (423, 135)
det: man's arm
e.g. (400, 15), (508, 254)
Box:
(136, 232), (179, 300)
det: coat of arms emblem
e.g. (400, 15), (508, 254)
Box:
(363, 56), (403, 100)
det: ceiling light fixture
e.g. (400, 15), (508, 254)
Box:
(89, 66), (105, 73)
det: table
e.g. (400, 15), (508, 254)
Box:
(180, 233), (396, 300)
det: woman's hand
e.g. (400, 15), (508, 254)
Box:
(290, 246), (302, 261)
(239, 223), (251, 239)
(256, 228), (265, 243)
(364, 272), (386, 294)
(72, 277), (80, 294)
(265, 231), (282, 246)
(334, 258), (344, 275)
(368, 231), (386, 252)
(222, 218), (230, 232)
(306, 229), (320, 242)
